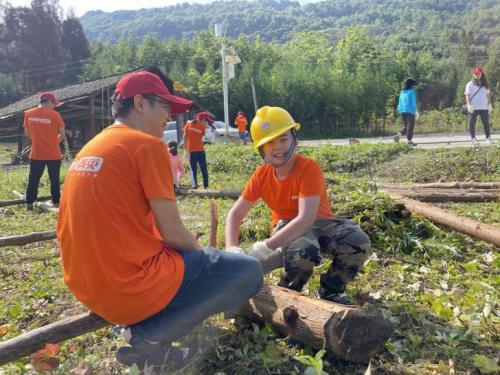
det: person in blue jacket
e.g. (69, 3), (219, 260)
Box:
(394, 79), (418, 146)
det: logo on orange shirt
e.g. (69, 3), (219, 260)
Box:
(70, 157), (104, 173)
(28, 117), (51, 124)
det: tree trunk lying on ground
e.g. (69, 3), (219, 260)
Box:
(0, 284), (392, 365)
(387, 192), (500, 247)
(12, 191), (58, 213)
(176, 187), (241, 200)
(382, 188), (499, 203)
(0, 195), (52, 208)
(378, 182), (500, 190)
(0, 230), (56, 247)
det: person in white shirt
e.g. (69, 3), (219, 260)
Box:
(464, 67), (494, 145)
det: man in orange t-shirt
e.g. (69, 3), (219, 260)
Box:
(226, 106), (371, 305)
(234, 111), (248, 144)
(57, 71), (262, 371)
(23, 92), (66, 210)
(183, 111), (214, 188)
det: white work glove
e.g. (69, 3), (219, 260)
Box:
(226, 246), (245, 254)
(468, 104), (474, 114)
(248, 240), (283, 274)
(488, 104), (493, 114)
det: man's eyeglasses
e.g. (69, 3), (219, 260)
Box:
(145, 95), (171, 112)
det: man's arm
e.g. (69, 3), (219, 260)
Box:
(225, 197), (255, 248)
(266, 195), (320, 250)
(58, 127), (66, 143)
(149, 198), (202, 251)
(24, 127), (31, 139)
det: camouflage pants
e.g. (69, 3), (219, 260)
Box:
(274, 218), (372, 300)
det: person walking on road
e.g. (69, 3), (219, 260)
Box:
(394, 79), (418, 146)
(57, 71), (263, 372)
(465, 67), (494, 145)
(23, 92), (66, 210)
(183, 112), (214, 189)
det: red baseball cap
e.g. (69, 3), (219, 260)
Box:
(114, 71), (192, 115)
(473, 66), (483, 75)
(196, 111), (215, 124)
(40, 92), (60, 105)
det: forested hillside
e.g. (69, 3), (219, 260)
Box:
(81, 0), (499, 55)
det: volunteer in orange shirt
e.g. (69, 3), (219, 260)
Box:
(183, 112), (213, 189)
(234, 111), (248, 144)
(226, 106), (371, 305)
(57, 71), (262, 371)
(23, 92), (66, 210)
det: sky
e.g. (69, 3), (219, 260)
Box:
(6, 0), (214, 17)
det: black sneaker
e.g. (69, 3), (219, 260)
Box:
(115, 341), (168, 369)
(26, 204), (34, 211)
(322, 293), (355, 305)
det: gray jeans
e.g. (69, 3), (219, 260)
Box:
(468, 110), (490, 138)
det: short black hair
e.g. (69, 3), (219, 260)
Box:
(404, 79), (417, 90)
(40, 98), (50, 104)
(167, 140), (178, 147)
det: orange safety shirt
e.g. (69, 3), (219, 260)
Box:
(57, 124), (184, 325)
(183, 120), (205, 152)
(242, 154), (335, 228)
(23, 107), (65, 160)
(235, 115), (247, 133)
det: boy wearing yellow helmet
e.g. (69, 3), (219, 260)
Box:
(225, 106), (371, 304)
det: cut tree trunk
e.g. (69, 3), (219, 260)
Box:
(383, 188), (499, 203)
(387, 192), (500, 247)
(0, 195), (52, 208)
(0, 285), (392, 365)
(12, 191), (58, 213)
(0, 230), (56, 247)
(378, 182), (500, 190)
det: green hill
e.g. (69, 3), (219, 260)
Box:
(80, 0), (499, 55)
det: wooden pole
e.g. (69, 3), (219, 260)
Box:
(0, 230), (56, 247)
(210, 201), (218, 247)
(382, 188), (499, 203)
(387, 192), (500, 247)
(0, 195), (52, 208)
(176, 187), (241, 200)
(378, 182), (500, 190)
(12, 191), (58, 213)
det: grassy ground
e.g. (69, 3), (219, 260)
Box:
(0, 143), (498, 375)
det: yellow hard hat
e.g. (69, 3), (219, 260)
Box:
(250, 106), (300, 149)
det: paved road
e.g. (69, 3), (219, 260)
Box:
(300, 132), (499, 148)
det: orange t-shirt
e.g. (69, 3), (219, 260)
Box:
(183, 120), (205, 152)
(23, 107), (64, 160)
(235, 115), (247, 133)
(57, 124), (184, 325)
(242, 154), (335, 228)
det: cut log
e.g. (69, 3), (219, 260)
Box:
(0, 312), (107, 366)
(0, 285), (392, 365)
(210, 201), (218, 247)
(0, 230), (57, 247)
(387, 192), (500, 247)
(176, 187), (241, 200)
(383, 188), (499, 203)
(0, 195), (52, 208)
(378, 182), (500, 190)
(12, 191), (58, 213)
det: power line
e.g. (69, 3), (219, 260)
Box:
(1, 58), (94, 77)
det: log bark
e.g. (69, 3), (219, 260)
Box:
(387, 192), (500, 247)
(0, 312), (107, 366)
(383, 188), (499, 203)
(0, 230), (57, 247)
(378, 182), (500, 190)
(12, 191), (58, 213)
(0, 195), (52, 208)
(0, 285), (392, 365)
(176, 187), (241, 200)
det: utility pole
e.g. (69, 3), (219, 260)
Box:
(250, 77), (258, 112)
(215, 23), (230, 138)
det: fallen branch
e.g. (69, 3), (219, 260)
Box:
(383, 188), (499, 203)
(12, 191), (58, 213)
(176, 187), (241, 200)
(0, 285), (391, 365)
(387, 192), (500, 247)
(0, 195), (52, 208)
(0, 230), (57, 247)
(378, 182), (500, 190)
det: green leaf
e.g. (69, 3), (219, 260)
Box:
(472, 354), (500, 374)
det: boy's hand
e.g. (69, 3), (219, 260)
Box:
(226, 246), (245, 254)
(248, 241), (283, 274)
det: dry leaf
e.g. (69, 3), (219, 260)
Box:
(31, 343), (60, 373)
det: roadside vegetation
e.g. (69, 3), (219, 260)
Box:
(0, 142), (498, 374)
